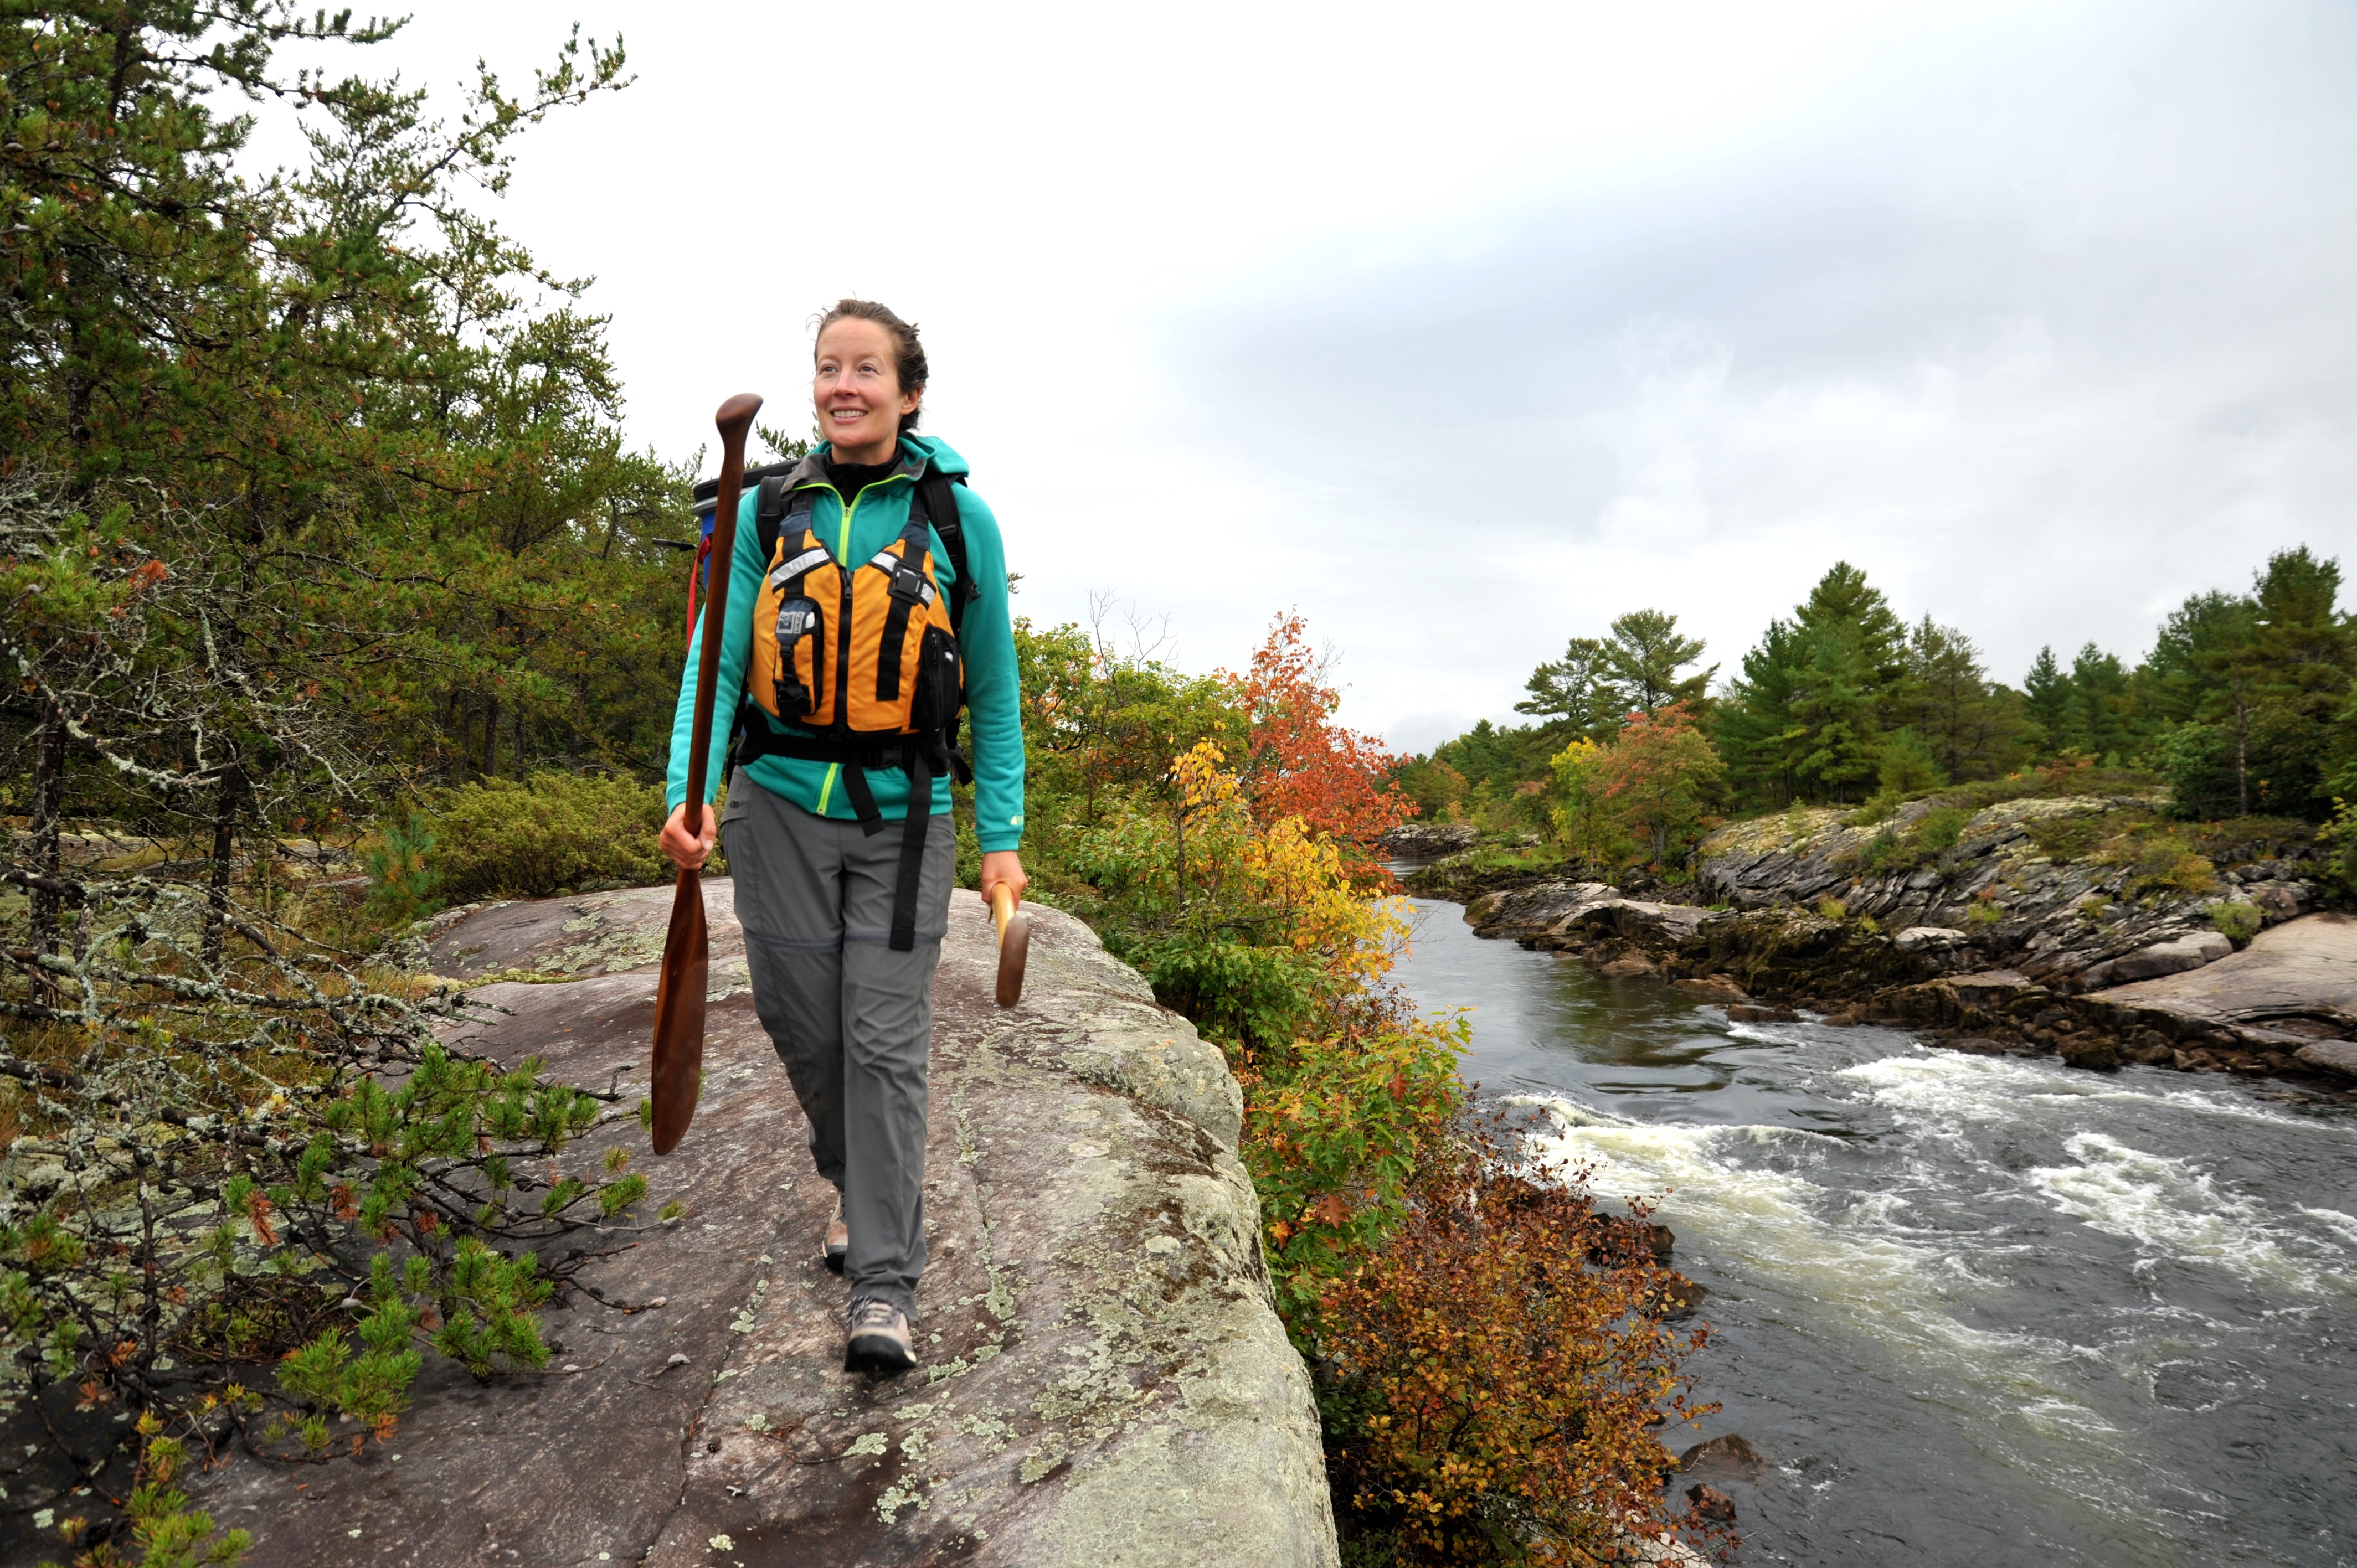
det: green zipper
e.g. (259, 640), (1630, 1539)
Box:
(808, 472), (914, 817)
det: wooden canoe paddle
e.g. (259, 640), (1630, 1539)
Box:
(991, 883), (1030, 1008)
(651, 391), (763, 1156)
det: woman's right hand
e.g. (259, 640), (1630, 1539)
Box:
(659, 802), (717, 871)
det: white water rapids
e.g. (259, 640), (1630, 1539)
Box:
(1391, 897), (2357, 1566)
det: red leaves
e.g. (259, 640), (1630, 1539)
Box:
(1226, 610), (1413, 853)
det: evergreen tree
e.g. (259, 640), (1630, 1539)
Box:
(1715, 563), (1906, 807)
(1712, 617), (1810, 808)
(1795, 561), (1908, 720)
(1599, 608), (1715, 716)
(2023, 646), (2075, 753)
(2069, 644), (2134, 761)
(3, 7), (667, 947)
(1789, 621), (1880, 803)
(2144, 549), (2351, 819)
(1902, 616), (2029, 782)
(1515, 636), (1618, 739)
(1875, 728), (1946, 799)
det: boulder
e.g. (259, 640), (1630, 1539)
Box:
(2243, 881), (2312, 922)
(1599, 956), (1660, 978)
(1685, 1484), (1737, 1524)
(1552, 899), (1711, 950)
(1465, 881), (1613, 939)
(2295, 1041), (2357, 1079)
(2088, 914), (2357, 1044)
(2103, 931), (2233, 983)
(1671, 974), (1748, 1003)
(1376, 822), (1479, 859)
(1893, 926), (1969, 953)
(1655, 1273), (1711, 1320)
(171, 884), (1337, 1568)
(1676, 1433), (1766, 1482)
(1725, 1003), (1799, 1024)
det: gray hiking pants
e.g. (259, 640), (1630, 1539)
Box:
(721, 769), (953, 1319)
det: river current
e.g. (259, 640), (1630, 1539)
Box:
(1388, 896), (2357, 1567)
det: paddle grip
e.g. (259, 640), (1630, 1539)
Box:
(685, 393), (764, 838)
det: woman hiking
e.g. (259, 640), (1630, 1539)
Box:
(657, 300), (1026, 1375)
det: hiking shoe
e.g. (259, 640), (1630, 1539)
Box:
(844, 1299), (917, 1376)
(822, 1196), (848, 1275)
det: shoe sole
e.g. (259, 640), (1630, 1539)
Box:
(843, 1334), (917, 1376)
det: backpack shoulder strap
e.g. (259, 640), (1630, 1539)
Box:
(913, 467), (980, 635)
(754, 474), (795, 568)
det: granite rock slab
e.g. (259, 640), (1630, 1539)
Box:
(136, 882), (1334, 1568)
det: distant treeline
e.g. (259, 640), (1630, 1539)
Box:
(1398, 549), (2355, 825)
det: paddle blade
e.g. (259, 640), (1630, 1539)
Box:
(995, 908), (1031, 1009)
(651, 868), (709, 1154)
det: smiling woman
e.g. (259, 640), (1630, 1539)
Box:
(656, 300), (1028, 1376)
(813, 298), (930, 458)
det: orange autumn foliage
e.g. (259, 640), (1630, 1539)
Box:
(1320, 1133), (1720, 1565)
(1227, 610), (1414, 854)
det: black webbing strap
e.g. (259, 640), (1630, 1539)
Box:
(754, 475), (798, 568)
(889, 744), (933, 952)
(873, 515), (936, 704)
(910, 468), (980, 636)
(835, 755), (890, 839)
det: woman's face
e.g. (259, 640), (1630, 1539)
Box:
(813, 318), (918, 461)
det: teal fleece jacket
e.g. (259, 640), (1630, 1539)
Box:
(665, 435), (1026, 853)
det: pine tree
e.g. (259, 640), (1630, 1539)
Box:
(1902, 616), (2029, 782)
(1712, 617), (1810, 808)
(1515, 636), (1619, 739)
(1715, 563), (1906, 807)
(1600, 609), (1715, 716)
(2070, 644), (2134, 761)
(1789, 622), (1880, 803)
(2023, 646), (2075, 754)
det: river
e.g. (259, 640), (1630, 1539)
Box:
(1388, 896), (2357, 1567)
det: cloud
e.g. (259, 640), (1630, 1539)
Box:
(243, 0), (2357, 752)
(1140, 1), (2357, 740)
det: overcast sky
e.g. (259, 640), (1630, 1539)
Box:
(258, 1), (2357, 754)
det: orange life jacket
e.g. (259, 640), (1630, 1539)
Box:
(727, 467), (974, 951)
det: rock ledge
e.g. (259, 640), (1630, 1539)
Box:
(162, 881), (1336, 1568)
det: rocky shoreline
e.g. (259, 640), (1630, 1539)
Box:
(1412, 798), (2356, 1097)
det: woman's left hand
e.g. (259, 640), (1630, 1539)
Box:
(979, 850), (1028, 910)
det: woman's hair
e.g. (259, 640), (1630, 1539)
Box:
(814, 298), (928, 433)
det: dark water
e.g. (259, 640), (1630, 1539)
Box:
(1390, 897), (2357, 1567)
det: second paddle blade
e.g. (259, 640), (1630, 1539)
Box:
(995, 908), (1030, 1008)
(650, 868), (708, 1154)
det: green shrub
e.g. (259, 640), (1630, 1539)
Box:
(2315, 798), (2357, 900)
(1915, 806), (1969, 852)
(2109, 829), (2216, 899)
(1816, 896), (1847, 921)
(365, 813), (443, 925)
(430, 772), (670, 902)
(1855, 804), (1970, 876)
(2209, 901), (2263, 943)
(2023, 809), (2130, 861)
(1876, 728), (1945, 800)
(1965, 899), (2004, 927)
